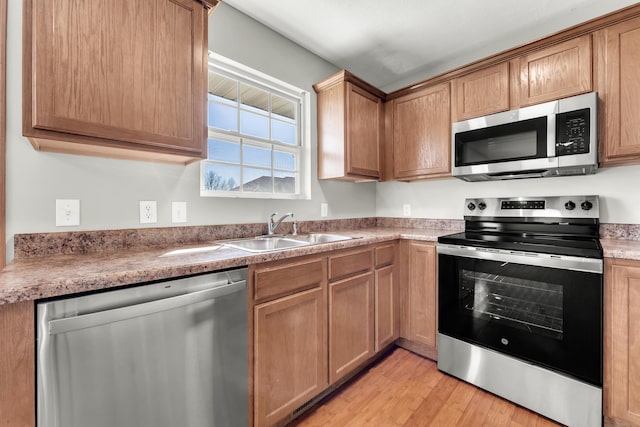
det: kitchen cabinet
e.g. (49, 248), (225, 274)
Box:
(252, 256), (328, 427)
(510, 35), (592, 107)
(0, 301), (35, 427)
(23, 0), (209, 164)
(451, 62), (510, 121)
(595, 16), (640, 167)
(328, 248), (374, 384)
(391, 83), (451, 180)
(604, 258), (640, 426)
(398, 241), (438, 359)
(374, 243), (399, 351)
(314, 70), (385, 181)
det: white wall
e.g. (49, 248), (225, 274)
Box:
(376, 164), (640, 224)
(4, 2), (376, 261)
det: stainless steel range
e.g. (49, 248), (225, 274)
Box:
(437, 195), (603, 427)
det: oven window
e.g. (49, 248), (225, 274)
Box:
(455, 117), (547, 166)
(461, 270), (563, 340)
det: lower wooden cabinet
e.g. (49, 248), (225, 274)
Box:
(375, 265), (397, 351)
(604, 258), (640, 426)
(0, 301), (35, 427)
(399, 241), (438, 359)
(329, 272), (375, 384)
(254, 287), (328, 427)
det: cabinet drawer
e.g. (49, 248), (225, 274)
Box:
(254, 257), (325, 302)
(328, 248), (373, 282)
(375, 244), (395, 268)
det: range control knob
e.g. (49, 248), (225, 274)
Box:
(564, 201), (576, 211)
(581, 200), (593, 211)
(467, 202), (476, 211)
(478, 202), (487, 210)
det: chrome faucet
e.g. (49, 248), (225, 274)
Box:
(268, 212), (294, 235)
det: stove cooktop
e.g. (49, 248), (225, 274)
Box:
(438, 231), (603, 259)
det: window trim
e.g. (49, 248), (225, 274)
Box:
(201, 53), (311, 200)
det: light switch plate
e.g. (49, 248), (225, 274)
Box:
(139, 201), (157, 224)
(321, 203), (328, 218)
(56, 199), (80, 226)
(172, 202), (187, 223)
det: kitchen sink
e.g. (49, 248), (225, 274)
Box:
(288, 233), (355, 244)
(219, 233), (356, 253)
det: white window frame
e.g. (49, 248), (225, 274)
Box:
(201, 53), (311, 200)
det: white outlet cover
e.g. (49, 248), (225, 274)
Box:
(321, 203), (328, 218)
(403, 204), (411, 216)
(172, 202), (187, 223)
(55, 199), (80, 226)
(139, 201), (157, 224)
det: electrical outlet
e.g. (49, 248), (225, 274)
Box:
(172, 202), (187, 223)
(139, 201), (157, 224)
(55, 199), (80, 226)
(321, 203), (328, 218)
(403, 204), (411, 217)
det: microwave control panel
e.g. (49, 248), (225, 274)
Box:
(555, 108), (590, 156)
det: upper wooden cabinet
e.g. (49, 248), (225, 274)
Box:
(23, 0), (209, 164)
(595, 16), (640, 166)
(451, 62), (510, 122)
(314, 71), (385, 181)
(604, 258), (640, 426)
(510, 35), (592, 107)
(391, 83), (451, 181)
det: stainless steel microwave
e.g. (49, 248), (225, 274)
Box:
(451, 92), (597, 181)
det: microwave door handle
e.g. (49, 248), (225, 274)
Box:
(547, 112), (556, 157)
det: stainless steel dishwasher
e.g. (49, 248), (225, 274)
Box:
(36, 268), (248, 427)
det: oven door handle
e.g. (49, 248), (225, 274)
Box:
(437, 243), (602, 274)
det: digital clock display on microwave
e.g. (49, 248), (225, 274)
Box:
(501, 200), (546, 210)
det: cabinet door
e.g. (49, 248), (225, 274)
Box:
(604, 259), (640, 426)
(375, 264), (398, 352)
(393, 83), (451, 180)
(346, 83), (382, 178)
(407, 242), (437, 349)
(511, 35), (592, 107)
(24, 0), (207, 162)
(329, 272), (374, 384)
(452, 62), (510, 121)
(595, 16), (640, 166)
(254, 288), (328, 427)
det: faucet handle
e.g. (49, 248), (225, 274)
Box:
(270, 212), (278, 221)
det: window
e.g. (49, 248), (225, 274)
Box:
(201, 53), (310, 199)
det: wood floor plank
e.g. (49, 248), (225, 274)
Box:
(292, 348), (562, 427)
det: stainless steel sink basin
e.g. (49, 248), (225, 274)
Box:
(219, 237), (310, 252)
(288, 233), (355, 244)
(219, 233), (356, 253)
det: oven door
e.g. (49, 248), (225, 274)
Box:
(438, 244), (602, 386)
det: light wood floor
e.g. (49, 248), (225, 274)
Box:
(292, 348), (562, 427)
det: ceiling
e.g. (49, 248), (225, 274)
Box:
(223, 0), (640, 92)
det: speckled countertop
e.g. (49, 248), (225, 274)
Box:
(0, 226), (454, 306)
(1, 219), (639, 306)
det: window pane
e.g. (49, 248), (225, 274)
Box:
(272, 120), (296, 145)
(208, 102), (238, 132)
(208, 138), (240, 163)
(272, 94), (296, 120)
(243, 168), (272, 192)
(203, 163), (240, 191)
(243, 145), (271, 168)
(274, 171), (297, 194)
(208, 72), (238, 102)
(240, 111), (269, 139)
(274, 150), (296, 171)
(240, 83), (269, 113)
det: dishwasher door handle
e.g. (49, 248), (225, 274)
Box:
(48, 279), (247, 335)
